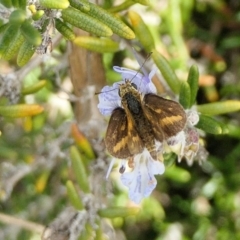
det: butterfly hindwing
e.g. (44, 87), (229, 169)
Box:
(143, 93), (187, 140)
(105, 108), (131, 158)
(105, 107), (144, 158)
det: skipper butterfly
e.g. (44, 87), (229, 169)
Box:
(105, 79), (187, 160)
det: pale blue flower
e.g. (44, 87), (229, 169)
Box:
(167, 110), (201, 165)
(97, 66), (156, 116)
(120, 150), (165, 204)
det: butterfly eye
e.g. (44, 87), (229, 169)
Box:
(131, 83), (137, 89)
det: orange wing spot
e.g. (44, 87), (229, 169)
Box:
(132, 135), (140, 143)
(120, 124), (126, 131)
(113, 136), (128, 152)
(128, 121), (134, 130)
(154, 108), (162, 113)
(161, 115), (183, 126)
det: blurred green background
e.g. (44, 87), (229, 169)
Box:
(1, 0), (240, 239)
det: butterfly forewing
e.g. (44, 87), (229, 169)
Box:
(143, 93), (187, 140)
(105, 107), (144, 158)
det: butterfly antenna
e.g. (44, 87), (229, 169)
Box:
(130, 52), (153, 83)
(95, 87), (118, 95)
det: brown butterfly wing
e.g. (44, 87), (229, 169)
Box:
(105, 107), (144, 158)
(143, 93), (187, 141)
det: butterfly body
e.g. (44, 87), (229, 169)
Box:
(121, 84), (157, 159)
(105, 80), (186, 160)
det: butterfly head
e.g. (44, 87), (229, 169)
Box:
(118, 79), (138, 98)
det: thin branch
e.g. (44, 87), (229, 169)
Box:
(0, 212), (45, 234)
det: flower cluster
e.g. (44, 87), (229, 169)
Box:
(167, 109), (201, 166)
(98, 65), (201, 203)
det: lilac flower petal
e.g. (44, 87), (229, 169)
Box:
(186, 127), (199, 144)
(121, 170), (147, 204)
(136, 76), (156, 94)
(113, 66), (144, 81)
(120, 151), (165, 204)
(143, 177), (157, 197)
(147, 159), (165, 175)
(167, 131), (185, 146)
(186, 110), (199, 126)
(113, 66), (156, 94)
(97, 100), (120, 116)
(167, 131), (186, 160)
(121, 172), (134, 186)
(121, 167), (157, 204)
(98, 85), (119, 102)
(97, 85), (121, 116)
